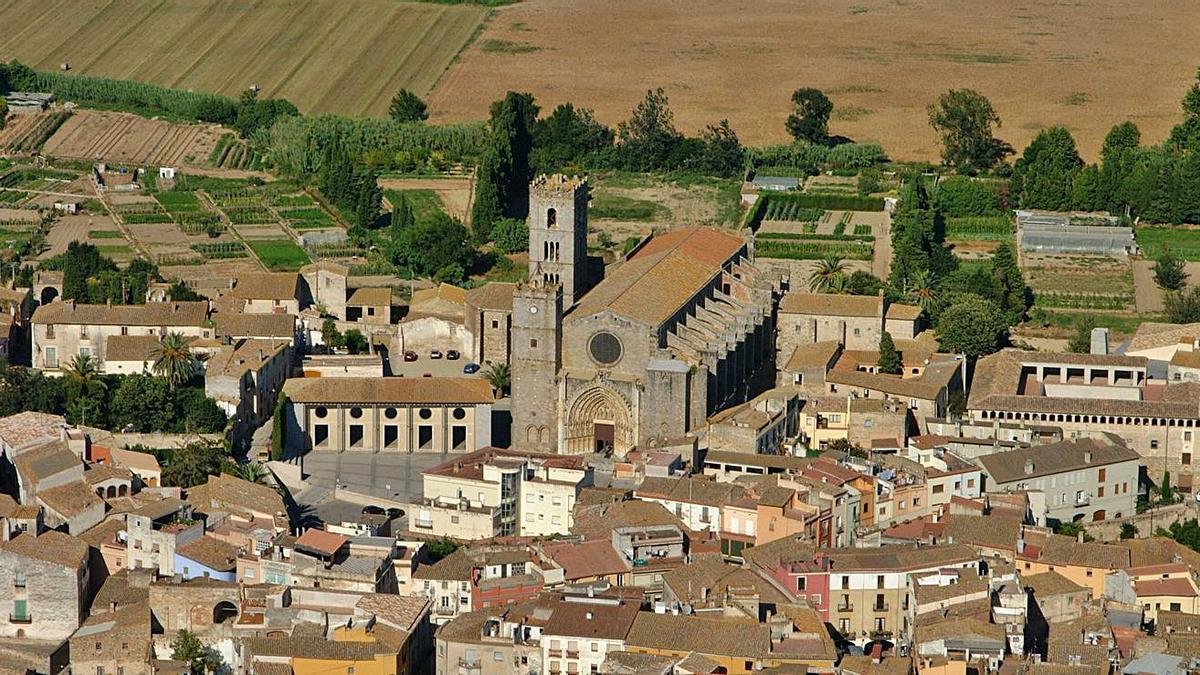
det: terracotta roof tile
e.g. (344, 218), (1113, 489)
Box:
(283, 376), (493, 404)
(32, 301), (208, 327)
(0, 530), (87, 568)
(294, 528), (348, 557)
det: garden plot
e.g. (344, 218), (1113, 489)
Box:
(40, 110), (224, 167)
(41, 215), (118, 260)
(378, 177), (472, 222)
(233, 223), (291, 240)
(946, 215), (1014, 258)
(1024, 255), (1135, 312)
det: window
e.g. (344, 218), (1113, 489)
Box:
(967, 478), (976, 488)
(1187, 431), (1194, 441)
(45, 347), (57, 368)
(492, 320), (499, 329)
(853, 328), (861, 336)
(45, 324), (55, 339)
(1151, 440), (1159, 450)
(1184, 453), (1193, 466)
(797, 577), (806, 591)
(1171, 602), (1182, 612)
(314, 424), (329, 447)
(13, 572), (24, 588)
(494, 651), (504, 661)
(841, 576), (850, 590)
(12, 599), (28, 622)
(876, 575), (885, 589)
(839, 618), (850, 633)
(1098, 486), (1105, 497)
(530, 338), (538, 349)
(349, 424), (364, 448)
(245, 569), (255, 579)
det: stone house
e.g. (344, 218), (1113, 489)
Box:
(465, 282), (515, 367)
(125, 498), (201, 575)
(345, 287), (393, 326)
(225, 272), (306, 315)
(399, 283), (474, 358)
(30, 300), (212, 373)
(776, 291), (922, 357)
(68, 601), (153, 675)
(204, 337), (292, 444)
(705, 388), (802, 455)
(0, 530), (90, 640)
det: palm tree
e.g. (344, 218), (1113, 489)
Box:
(224, 461), (270, 485)
(905, 269), (938, 314)
(807, 254), (848, 293)
(65, 353), (106, 396)
(152, 332), (200, 390)
(483, 362), (511, 397)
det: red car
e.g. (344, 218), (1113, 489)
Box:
(403, 351), (418, 362)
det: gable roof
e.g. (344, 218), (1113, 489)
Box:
(102, 335), (159, 363)
(294, 528), (348, 558)
(187, 473), (285, 519)
(32, 301), (209, 327)
(544, 598), (640, 641)
(282, 376), (493, 405)
(572, 227), (744, 328)
(0, 531), (88, 568)
(229, 273), (300, 301)
(979, 435), (1139, 484)
(465, 282), (515, 312)
(779, 292), (881, 318)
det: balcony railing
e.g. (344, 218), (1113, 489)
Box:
(1074, 494), (1090, 506)
(873, 603), (889, 612)
(548, 650), (563, 658)
(9, 613), (31, 624)
(566, 651), (579, 659)
(837, 603), (854, 612)
(414, 518), (434, 529)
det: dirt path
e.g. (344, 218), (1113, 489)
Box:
(872, 215), (892, 281)
(1133, 260), (1165, 314)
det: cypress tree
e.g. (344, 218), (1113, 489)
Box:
(877, 331), (902, 375)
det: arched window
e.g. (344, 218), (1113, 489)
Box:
(547, 208), (557, 228)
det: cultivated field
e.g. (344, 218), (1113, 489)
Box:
(0, 0), (488, 118)
(429, 0), (1200, 160)
(41, 111), (224, 167)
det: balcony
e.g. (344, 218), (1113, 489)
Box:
(434, 605), (456, 616)
(548, 650), (563, 658)
(566, 651), (579, 659)
(873, 603), (889, 612)
(837, 603), (854, 612)
(9, 613), (31, 624)
(1074, 493), (1090, 506)
(414, 518), (434, 529)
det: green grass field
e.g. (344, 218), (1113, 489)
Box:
(589, 193), (670, 221)
(1135, 226), (1200, 260)
(248, 239), (312, 271)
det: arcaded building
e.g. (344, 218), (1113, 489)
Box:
(512, 175), (783, 456)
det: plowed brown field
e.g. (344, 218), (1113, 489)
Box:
(427, 0), (1200, 161)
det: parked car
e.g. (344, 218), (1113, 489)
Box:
(430, 350), (443, 359)
(403, 351), (418, 362)
(463, 362), (481, 374)
(422, 372), (433, 378)
(446, 350), (461, 360)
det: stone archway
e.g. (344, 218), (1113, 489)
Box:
(564, 386), (633, 456)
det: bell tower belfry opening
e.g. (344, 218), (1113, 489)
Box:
(528, 174), (589, 306)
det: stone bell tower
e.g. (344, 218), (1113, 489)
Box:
(528, 174), (589, 307)
(510, 279), (562, 453)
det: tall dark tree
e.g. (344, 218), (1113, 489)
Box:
(389, 89), (429, 123)
(1098, 121), (1141, 214)
(1067, 315), (1099, 354)
(785, 88), (832, 144)
(688, 119), (744, 178)
(877, 331), (902, 374)
(936, 294), (1009, 358)
(1168, 68), (1200, 151)
(391, 191), (415, 230)
(991, 241), (1031, 321)
(61, 241), (116, 302)
(1011, 127), (1084, 210)
(927, 89), (1012, 172)
(489, 91), (538, 218)
(617, 88), (683, 171)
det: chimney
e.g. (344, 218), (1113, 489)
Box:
(1077, 531), (1085, 543)
(1024, 459), (1034, 475)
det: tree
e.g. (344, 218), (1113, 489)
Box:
(1168, 68), (1200, 151)
(389, 89), (429, 123)
(1160, 470), (1174, 504)
(1164, 287), (1200, 324)
(391, 212), (474, 278)
(785, 88), (833, 144)
(992, 241), (1031, 321)
(343, 329), (368, 355)
(491, 217), (529, 254)
(1120, 522), (1138, 540)
(224, 461), (270, 485)
(390, 192), (415, 230)
(168, 281), (204, 302)
(936, 294), (1009, 358)
(270, 392), (288, 461)
(110, 375), (175, 433)
(61, 241), (116, 301)
(163, 439), (228, 489)
(846, 271), (885, 296)
(471, 91), (538, 239)
(531, 103), (613, 169)
(321, 318), (343, 350)
(904, 269), (939, 314)
(1154, 248), (1189, 291)
(233, 88), (299, 138)
(63, 354), (108, 426)
(152, 332), (200, 390)
(807, 255), (848, 292)
(1067, 315), (1099, 354)
(857, 167), (883, 196)
(0, 99), (7, 129)
(927, 89), (1012, 172)
(617, 88), (683, 171)
(483, 362), (511, 397)
(425, 537), (461, 563)
(1099, 121), (1141, 214)
(877, 331), (902, 374)
(171, 629), (221, 675)
(933, 176), (1000, 216)
(1055, 521), (1093, 542)
(688, 119), (744, 178)
(175, 387), (227, 433)
(1011, 127), (1084, 210)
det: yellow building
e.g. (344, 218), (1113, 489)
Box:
(1129, 562), (1200, 623)
(1016, 532), (1130, 599)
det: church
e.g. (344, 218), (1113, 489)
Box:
(511, 174), (783, 456)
